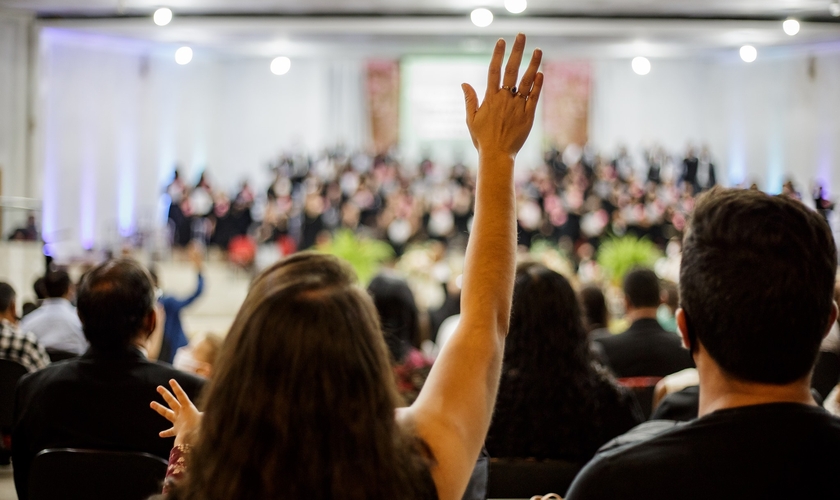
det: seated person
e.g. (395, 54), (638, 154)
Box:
(486, 264), (642, 464)
(173, 333), (223, 379)
(19, 270), (87, 355)
(579, 285), (611, 341)
(147, 35), (544, 500)
(12, 259), (204, 499)
(0, 282), (49, 373)
(367, 274), (433, 406)
(595, 268), (693, 378)
(566, 187), (840, 499)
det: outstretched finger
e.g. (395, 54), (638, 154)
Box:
(502, 33), (527, 89)
(518, 48), (543, 97)
(169, 379), (194, 408)
(526, 72), (545, 113)
(158, 385), (181, 412)
(462, 83), (479, 127)
(159, 427), (176, 438)
(485, 39), (506, 100)
(151, 401), (176, 422)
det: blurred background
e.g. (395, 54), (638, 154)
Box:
(0, 0), (838, 335)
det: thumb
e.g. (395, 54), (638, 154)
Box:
(462, 83), (478, 125)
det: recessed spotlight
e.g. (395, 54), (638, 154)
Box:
(505, 0), (527, 14)
(783, 19), (800, 36)
(831, 1), (840, 17)
(270, 56), (291, 75)
(471, 8), (494, 27)
(740, 45), (757, 63)
(153, 7), (172, 26)
(175, 46), (192, 65)
(631, 56), (651, 75)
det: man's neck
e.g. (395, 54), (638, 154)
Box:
(696, 346), (816, 417)
(626, 307), (659, 322)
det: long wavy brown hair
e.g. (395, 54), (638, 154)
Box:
(167, 253), (436, 500)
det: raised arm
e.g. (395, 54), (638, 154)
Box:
(402, 33), (543, 500)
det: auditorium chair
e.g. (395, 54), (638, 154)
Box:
(28, 448), (168, 500)
(0, 359), (28, 459)
(486, 458), (582, 499)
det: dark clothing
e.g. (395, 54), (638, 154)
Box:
(12, 347), (204, 499)
(566, 403), (840, 500)
(650, 385), (700, 422)
(594, 318), (694, 378)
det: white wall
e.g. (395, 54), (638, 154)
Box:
(34, 28), (369, 257)
(589, 50), (840, 202)
(0, 10), (34, 234)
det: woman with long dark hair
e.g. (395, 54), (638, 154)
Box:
(150, 34), (544, 500)
(486, 264), (642, 462)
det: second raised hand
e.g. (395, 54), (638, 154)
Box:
(462, 33), (544, 159)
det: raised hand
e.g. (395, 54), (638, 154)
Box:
(462, 33), (543, 158)
(150, 379), (203, 446)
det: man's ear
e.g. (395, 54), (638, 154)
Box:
(825, 301), (839, 340)
(676, 308), (691, 350)
(142, 309), (157, 339)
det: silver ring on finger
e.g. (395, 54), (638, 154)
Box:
(517, 92), (529, 100)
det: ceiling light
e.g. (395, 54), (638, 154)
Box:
(783, 19), (800, 36)
(471, 8), (494, 27)
(631, 57), (651, 75)
(505, 0), (527, 14)
(270, 56), (291, 75)
(175, 46), (192, 65)
(831, 1), (840, 17)
(153, 7), (172, 26)
(740, 45), (757, 63)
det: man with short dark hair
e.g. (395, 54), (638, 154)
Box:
(594, 267), (693, 378)
(19, 270), (86, 355)
(0, 282), (49, 373)
(566, 188), (840, 499)
(12, 259), (204, 499)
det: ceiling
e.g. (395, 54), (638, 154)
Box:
(4, 0), (840, 59)
(1, 0), (839, 18)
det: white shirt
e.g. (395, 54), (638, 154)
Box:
(19, 298), (88, 355)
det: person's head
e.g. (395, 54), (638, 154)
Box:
(660, 280), (679, 313)
(32, 278), (47, 300)
(0, 283), (17, 323)
(174, 252), (433, 500)
(76, 259), (156, 352)
(173, 333), (223, 379)
(623, 267), (661, 312)
(579, 285), (608, 332)
(43, 270), (71, 299)
(367, 274), (420, 363)
(679, 187), (838, 385)
(508, 263), (590, 370)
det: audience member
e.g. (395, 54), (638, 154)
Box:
(19, 270), (87, 355)
(594, 268), (693, 378)
(579, 285), (610, 340)
(147, 34), (543, 500)
(153, 246), (205, 364)
(12, 259), (204, 499)
(656, 280), (679, 333)
(0, 283), (49, 373)
(173, 333), (223, 379)
(486, 264), (642, 463)
(368, 274), (433, 406)
(566, 187), (840, 499)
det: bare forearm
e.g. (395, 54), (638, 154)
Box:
(461, 151), (516, 336)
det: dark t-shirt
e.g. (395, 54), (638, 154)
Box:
(566, 403), (840, 500)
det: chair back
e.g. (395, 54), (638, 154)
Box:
(0, 359), (28, 430)
(28, 448), (168, 500)
(618, 376), (663, 420)
(487, 458), (582, 499)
